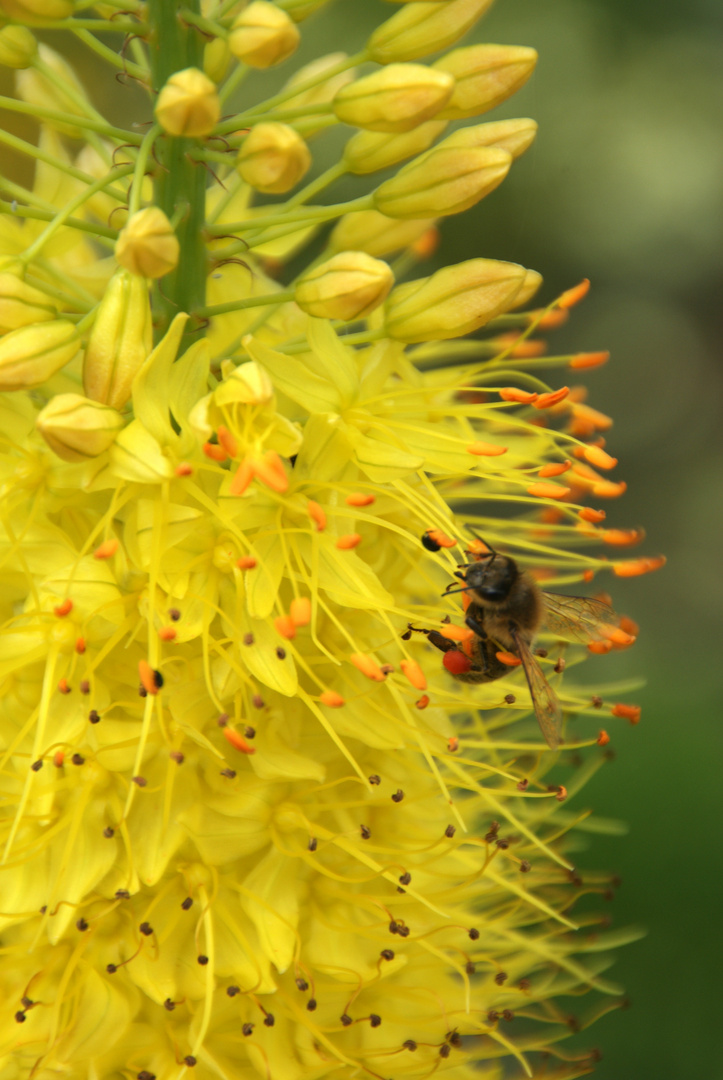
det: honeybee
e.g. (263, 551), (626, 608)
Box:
(409, 538), (626, 749)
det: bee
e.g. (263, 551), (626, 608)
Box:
(408, 538), (627, 749)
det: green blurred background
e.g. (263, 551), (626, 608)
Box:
(4, 0), (722, 1074)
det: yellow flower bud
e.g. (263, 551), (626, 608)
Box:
(228, 1), (300, 69)
(509, 268), (543, 309)
(0, 319), (79, 391)
(368, 0), (495, 64)
(15, 43), (88, 138)
(344, 119), (445, 175)
(0, 25), (37, 68)
(0, 273), (56, 333)
(203, 36), (230, 83)
(0, 0), (73, 24)
(329, 210), (435, 259)
(115, 208), (179, 280)
(236, 122), (311, 195)
(154, 67), (220, 138)
(278, 0), (332, 20)
(332, 63), (453, 134)
(384, 258), (528, 342)
(442, 116), (538, 159)
(294, 251), (394, 321)
(35, 392), (124, 462)
(373, 135), (512, 219)
(281, 52), (355, 136)
(434, 44), (538, 120)
(83, 269), (153, 410)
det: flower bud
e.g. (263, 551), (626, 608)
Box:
(344, 119), (445, 176)
(154, 67), (220, 138)
(0, 273), (57, 333)
(115, 208), (179, 280)
(35, 393), (124, 462)
(83, 269), (153, 410)
(368, 0), (495, 64)
(373, 137), (511, 219)
(442, 117), (538, 160)
(281, 52), (355, 136)
(0, 25), (37, 68)
(228, 1), (300, 69)
(279, 0), (333, 19)
(329, 210), (435, 259)
(294, 252), (394, 321)
(332, 64), (453, 134)
(0, 0), (73, 24)
(508, 269), (543, 309)
(236, 122), (311, 194)
(15, 43), (88, 138)
(203, 37), (230, 83)
(0, 320), (79, 391)
(384, 258), (528, 342)
(433, 44), (538, 120)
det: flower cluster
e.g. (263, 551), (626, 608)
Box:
(0, 2), (662, 1078)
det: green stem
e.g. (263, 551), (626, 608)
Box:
(214, 103), (331, 136)
(0, 94), (143, 145)
(0, 200), (118, 245)
(73, 27), (149, 81)
(128, 125), (160, 217)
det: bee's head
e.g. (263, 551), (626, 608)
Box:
(463, 554), (517, 604)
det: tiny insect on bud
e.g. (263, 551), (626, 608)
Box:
(295, 252), (394, 322)
(155, 67), (220, 138)
(237, 122), (311, 194)
(228, 1), (300, 68)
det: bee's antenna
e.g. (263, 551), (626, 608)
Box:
(442, 585), (475, 596)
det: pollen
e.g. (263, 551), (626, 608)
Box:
(539, 461), (570, 477)
(584, 445), (618, 470)
(467, 440), (508, 456)
(290, 597), (311, 626)
(499, 387), (538, 404)
(400, 658), (427, 690)
(307, 499), (327, 531)
(534, 386), (570, 409)
(579, 507), (606, 523)
(237, 555), (257, 569)
(336, 533), (362, 549)
(320, 690), (345, 708)
(443, 650), (472, 675)
(603, 528), (645, 546)
(613, 555), (666, 577)
(350, 653), (387, 681)
(597, 730), (611, 746)
(93, 538), (119, 559)
(569, 350), (610, 369)
(527, 482), (572, 500)
(346, 492), (375, 506)
(439, 624), (474, 643)
(159, 626), (177, 642)
(138, 659), (160, 695)
(495, 651), (522, 667)
(222, 727), (256, 753)
(558, 278), (590, 308)
(611, 703), (642, 724)
(274, 614), (297, 639)
(425, 528), (457, 548)
(53, 598), (73, 617)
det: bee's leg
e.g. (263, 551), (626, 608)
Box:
(426, 630), (461, 655)
(402, 623), (432, 640)
(464, 613), (487, 639)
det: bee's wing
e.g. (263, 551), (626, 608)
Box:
(542, 592), (620, 645)
(510, 628), (562, 750)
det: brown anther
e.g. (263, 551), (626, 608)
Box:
(220, 768), (236, 779)
(368, 774), (381, 785)
(15, 1011), (26, 1023)
(308, 837), (318, 851)
(495, 837), (510, 850)
(276, 647), (286, 660)
(76, 918), (89, 932)
(494, 972), (508, 985)
(516, 778), (529, 791)
(465, 961), (476, 974)
(181, 897), (193, 910)
(519, 860), (531, 873)
(31, 760), (43, 772)
(439, 1044), (451, 1058)
(137, 1073), (156, 1080)
(226, 985), (240, 996)
(519, 978), (531, 991)
(106, 963), (118, 973)
(340, 1014), (352, 1026)
(263, 1013), (275, 1027)
(217, 713), (229, 727)
(115, 890), (130, 900)
(139, 922), (153, 936)
(445, 824), (456, 837)
(71, 754), (85, 766)
(139, 686), (147, 697)
(380, 949), (394, 961)
(591, 695), (603, 708)
(360, 825), (371, 839)
(389, 921), (398, 935)
(370, 1014), (382, 1027)
(20, 997), (32, 1009)
(554, 657), (566, 673)
(169, 608), (181, 621)
(448, 1031), (462, 1047)
(403, 1040), (417, 1051)
(184, 1056), (197, 1067)
(132, 775), (146, 786)
(170, 750), (184, 764)
(197, 955), (209, 965)
(504, 694), (516, 704)
(58, 678), (71, 694)
(295, 978), (309, 991)
(307, 998), (317, 1011)
(243, 633), (254, 646)
(164, 998), (175, 1010)
(242, 1023), (254, 1036)
(391, 789), (404, 802)
(252, 694), (265, 709)
(79, 679), (90, 694)
(502, 1010), (514, 1021)
(534, 647), (548, 658)
(399, 872), (411, 886)
(244, 726), (256, 739)
(468, 928), (480, 940)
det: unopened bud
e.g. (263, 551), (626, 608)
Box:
(0, 320), (79, 391)
(203, 37), (230, 83)
(83, 269), (152, 409)
(16, 43), (89, 138)
(344, 119), (446, 176)
(228, 1), (300, 69)
(434, 44), (538, 120)
(0, 0), (73, 24)
(385, 258), (528, 342)
(368, 0), (495, 64)
(279, 0), (333, 20)
(442, 117), (538, 160)
(155, 67), (220, 138)
(374, 136), (511, 219)
(509, 269), (543, 309)
(115, 208), (179, 280)
(36, 393), (124, 462)
(281, 52), (355, 137)
(0, 25), (37, 68)
(236, 122), (311, 194)
(294, 252), (394, 321)
(333, 63), (453, 134)
(0, 273), (56, 332)
(329, 210), (435, 258)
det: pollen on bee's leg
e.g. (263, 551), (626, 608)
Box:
(558, 279), (590, 309)
(443, 650), (472, 675)
(93, 538), (119, 559)
(400, 658), (426, 691)
(350, 653), (386, 681)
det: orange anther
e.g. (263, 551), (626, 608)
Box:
(447, 736), (459, 752)
(555, 785), (567, 801)
(229, 459), (254, 496)
(426, 528), (457, 548)
(539, 461), (570, 478)
(588, 640), (612, 655)
(495, 651), (521, 667)
(255, 451), (288, 493)
(467, 538), (492, 556)
(534, 386), (570, 409)
(290, 597), (311, 627)
(400, 658), (427, 691)
(558, 279), (590, 309)
(619, 615), (640, 637)
(237, 555), (257, 570)
(159, 626), (177, 642)
(604, 627), (636, 647)
(569, 350), (609, 370)
(527, 482), (572, 500)
(350, 653), (386, 682)
(439, 624), (474, 643)
(274, 614), (297, 640)
(307, 500), (327, 531)
(411, 226), (440, 259)
(531, 307), (569, 329)
(611, 703), (641, 724)
(602, 528), (644, 547)
(203, 441), (228, 462)
(57, 678), (71, 694)
(175, 462), (194, 477)
(223, 727), (256, 754)
(613, 555), (666, 578)
(466, 441), (508, 456)
(597, 730), (610, 746)
(571, 402), (613, 431)
(499, 387), (538, 404)
(336, 533), (362, 550)
(509, 339), (547, 359)
(53, 750), (65, 767)
(138, 659), (160, 696)
(592, 480), (627, 499)
(320, 690), (345, 708)
(75, 636), (86, 654)
(584, 445), (618, 470)
(93, 538), (119, 560)
(415, 694), (430, 710)
(582, 569), (595, 582)
(216, 424), (238, 458)
(578, 507), (606, 524)
(540, 506), (564, 524)
(346, 492), (376, 507)
(54, 598), (73, 617)
(443, 650), (472, 675)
